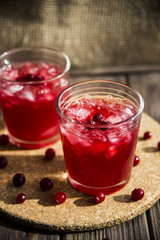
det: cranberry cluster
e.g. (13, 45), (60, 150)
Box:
(0, 131), (160, 205)
(16, 74), (45, 82)
(86, 112), (111, 131)
(0, 143), (66, 204)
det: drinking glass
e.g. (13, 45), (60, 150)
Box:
(56, 80), (144, 195)
(0, 47), (70, 149)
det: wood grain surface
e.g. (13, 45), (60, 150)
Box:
(0, 66), (159, 239)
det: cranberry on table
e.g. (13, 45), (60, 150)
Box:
(0, 156), (8, 168)
(45, 148), (56, 160)
(54, 191), (66, 204)
(40, 177), (53, 191)
(131, 188), (144, 201)
(143, 131), (152, 140)
(0, 134), (9, 146)
(13, 173), (26, 186)
(17, 193), (26, 204)
(133, 155), (140, 167)
(93, 192), (105, 204)
(157, 141), (160, 151)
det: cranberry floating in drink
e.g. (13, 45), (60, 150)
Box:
(0, 47), (70, 149)
(56, 80), (144, 195)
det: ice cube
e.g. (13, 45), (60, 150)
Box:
(60, 78), (68, 88)
(125, 107), (133, 116)
(76, 108), (90, 121)
(22, 90), (35, 101)
(48, 67), (56, 74)
(105, 145), (118, 159)
(8, 84), (23, 93)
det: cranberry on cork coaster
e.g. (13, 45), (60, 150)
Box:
(0, 113), (159, 232)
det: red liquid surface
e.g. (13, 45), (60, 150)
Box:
(60, 97), (140, 195)
(0, 62), (69, 149)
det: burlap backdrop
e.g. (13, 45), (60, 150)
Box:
(0, 0), (160, 69)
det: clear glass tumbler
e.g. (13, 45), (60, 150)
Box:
(0, 47), (70, 149)
(56, 80), (144, 195)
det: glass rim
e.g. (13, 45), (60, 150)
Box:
(56, 79), (144, 128)
(0, 46), (71, 85)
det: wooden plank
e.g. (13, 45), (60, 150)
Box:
(128, 72), (160, 240)
(146, 200), (160, 240)
(63, 229), (105, 240)
(62, 212), (150, 240)
(0, 226), (60, 240)
(128, 72), (160, 122)
(70, 73), (126, 85)
(0, 225), (27, 240)
(103, 213), (150, 240)
(71, 64), (160, 76)
(0, 70), (159, 240)
(26, 233), (60, 240)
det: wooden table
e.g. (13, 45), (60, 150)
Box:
(0, 66), (159, 240)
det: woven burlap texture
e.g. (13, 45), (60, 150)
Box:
(0, 0), (160, 69)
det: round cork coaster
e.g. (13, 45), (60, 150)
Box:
(0, 113), (159, 232)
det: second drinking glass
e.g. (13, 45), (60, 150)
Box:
(0, 47), (70, 149)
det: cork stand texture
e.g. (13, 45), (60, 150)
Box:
(0, 113), (159, 232)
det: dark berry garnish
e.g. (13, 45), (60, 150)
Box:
(54, 191), (66, 204)
(13, 173), (26, 187)
(131, 188), (144, 201)
(40, 177), (53, 191)
(144, 131), (152, 140)
(0, 156), (8, 168)
(0, 134), (9, 146)
(99, 121), (111, 131)
(157, 142), (160, 151)
(92, 112), (104, 123)
(85, 120), (96, 130)
(16, 74), (45, 82)
(133, 155), (140, 167)
(93, 192), (105, 204)
(35, 75), (45, 81)
(16, 193), (26, 204)
(45, 148), (56, 160)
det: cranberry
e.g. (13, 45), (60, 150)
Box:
(17, 193), (26, 204)
(85, 120), (96, 130)
(13, 173), (26, 187)
(54, 191), (66, 204)
(92, 112), (104, 123)
(0, 134), (9, 146)
(157, 142), (160, 151)
(133, 155), (140, 167)
(40, 177), (53, 191)
(24, 74), (35, 81)
(144, 131), (152, 140)
(93, 192), (105, 204)
(16, 74), (45, 82)
(0, 156), (8, 168)
(35, 75), (45, 81)
(45, 148), (56, 160)
(99, 121), (111, 131)
(131, 188), (144, 201)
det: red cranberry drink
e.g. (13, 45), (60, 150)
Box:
(0, 47), (70, 149)
(56, 80), (144, 195)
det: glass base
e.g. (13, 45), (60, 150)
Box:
(68, 175), (129, 195)
(9, 134), (60, 149)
